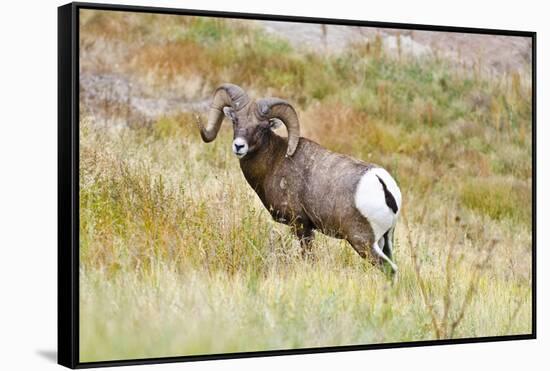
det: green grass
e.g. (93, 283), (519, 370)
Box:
(79, 10), (533, 362)
(460, 177), (532, 223)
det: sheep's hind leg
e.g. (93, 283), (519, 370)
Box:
(382, 225), (396, 262)
(372, 238), (398, 275)
(347, 235), (382, 268)
(378, 236), (386, 258)
(348, 230), (397, 275)
(348, 231), (397, 277)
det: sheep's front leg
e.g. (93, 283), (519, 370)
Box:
(293, 223), (314, 260)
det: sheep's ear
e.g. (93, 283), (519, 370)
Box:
(223, 107), (235, 120)
(269, 118), (283, 130)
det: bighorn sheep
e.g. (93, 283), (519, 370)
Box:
(197, 83), (402, 274)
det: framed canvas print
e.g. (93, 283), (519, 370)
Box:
(58, 2), (536, 368)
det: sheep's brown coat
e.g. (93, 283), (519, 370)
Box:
(239, 130), (379, 262)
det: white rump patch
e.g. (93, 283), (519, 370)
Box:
(354, 167), (402, 241)
(373, 167), (402, 212)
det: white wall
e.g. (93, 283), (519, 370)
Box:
(0, 0), (545, 370)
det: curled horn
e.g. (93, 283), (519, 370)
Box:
(256, 98), (301, 157)
(198, 83), (249, 142)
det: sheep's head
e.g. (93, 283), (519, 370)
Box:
(198, 83), (300, 158)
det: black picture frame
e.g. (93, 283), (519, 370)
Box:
(58, 2), (537, 368)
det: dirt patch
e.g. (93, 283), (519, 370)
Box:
(260, 20), (531, 74)
(80, 73), (209, 127)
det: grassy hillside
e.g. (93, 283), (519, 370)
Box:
(79, 10), (532, 362)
